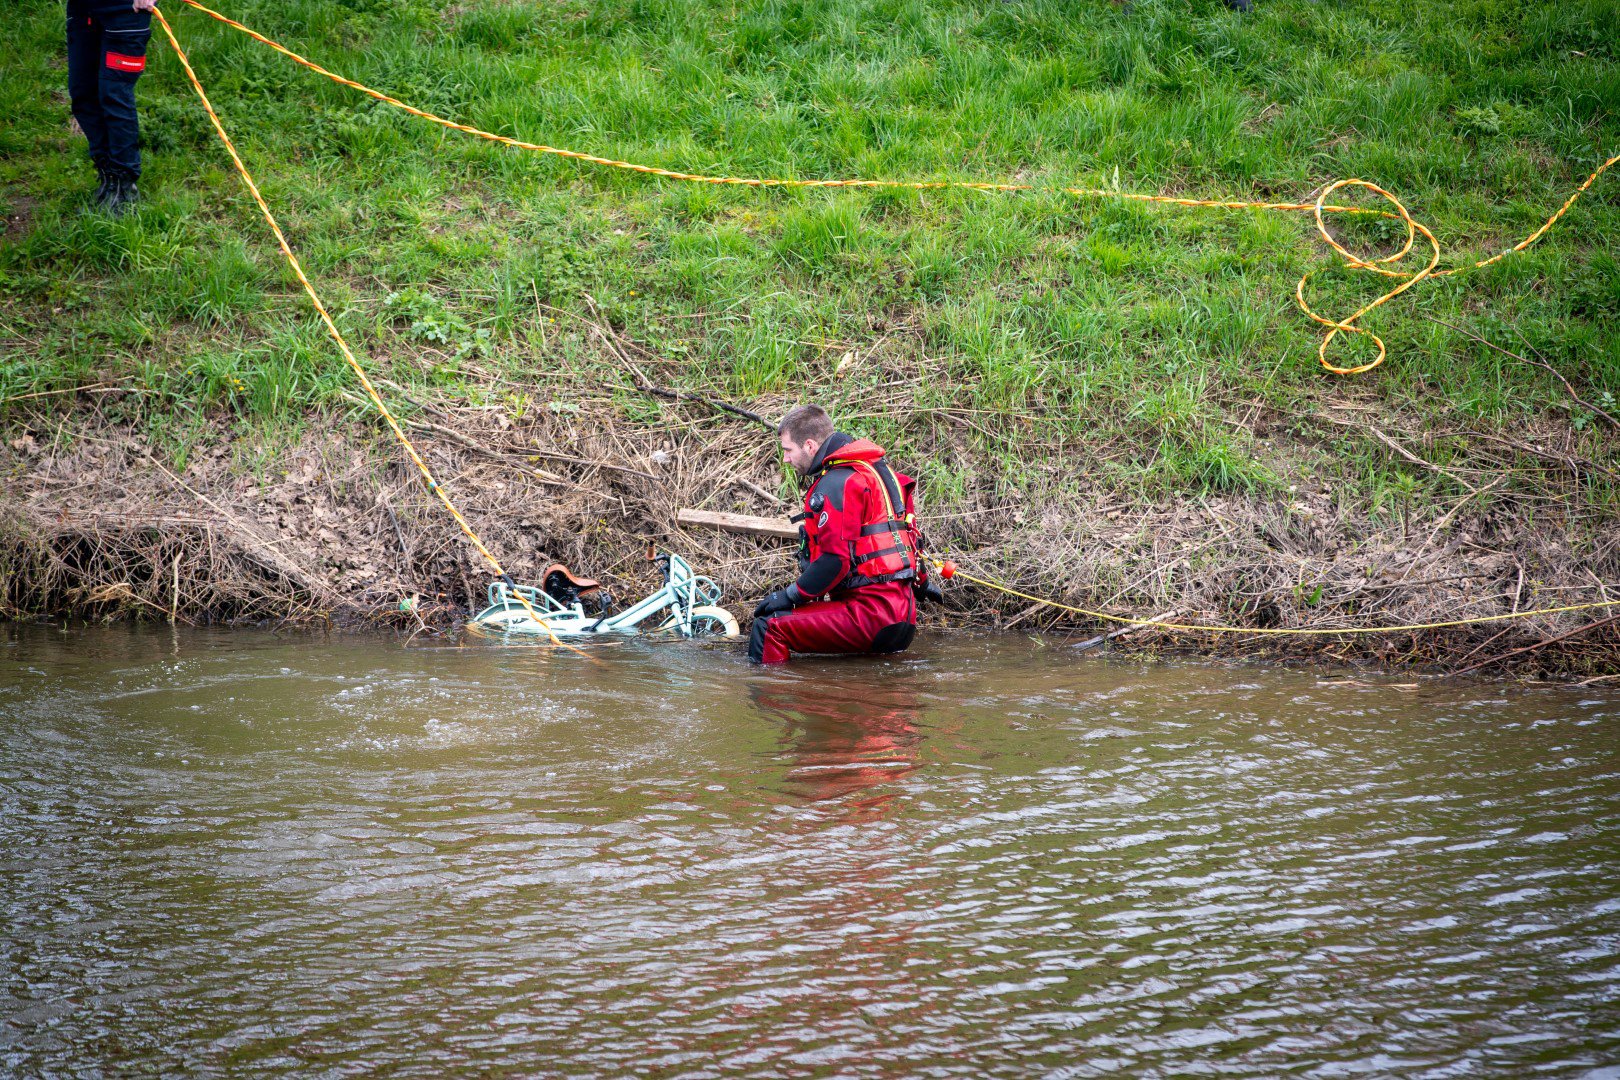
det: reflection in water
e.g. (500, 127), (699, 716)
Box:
(3, 625), (1619, 1077)
(751, 673), (923, 818)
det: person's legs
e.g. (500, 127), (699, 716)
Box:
(863, 587), (916, 655)
(749, 586), (916, 664)
(748, 613), (782, 664)
(95, 5), (152, 200)
(751, 598), (868, 664)
(868, 618), (915, 654)
(66, 3), (111, 184)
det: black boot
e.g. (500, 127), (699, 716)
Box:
(92, 170), (113, 205)
(101, 177), (140, 217)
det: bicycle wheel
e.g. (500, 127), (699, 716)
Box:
(655, 605), (740, 638)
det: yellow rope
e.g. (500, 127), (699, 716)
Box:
(151, 3), (1620, 641)
(174, 0), (1617, 375)
(154, 8), (591, 657)
(937, 560), (1620, 637)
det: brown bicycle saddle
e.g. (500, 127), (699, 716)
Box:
(541, 564), (600, 596)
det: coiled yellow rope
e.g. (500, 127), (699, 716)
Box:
(175, 0), (1617, 375)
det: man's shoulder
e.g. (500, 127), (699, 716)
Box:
(812, 465), (858, 511)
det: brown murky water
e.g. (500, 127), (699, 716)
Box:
(3, 624), (1618, 1077)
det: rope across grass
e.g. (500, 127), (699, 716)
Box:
(174, 0), (1617, 376)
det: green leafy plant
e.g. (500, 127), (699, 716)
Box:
(384, 287), (493, 360)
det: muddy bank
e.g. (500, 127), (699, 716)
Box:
(2, 392), (1617, 678)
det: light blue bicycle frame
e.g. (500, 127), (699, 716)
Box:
(472, 553), (725, 637)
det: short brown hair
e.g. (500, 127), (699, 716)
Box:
(778, 404), (833, 444)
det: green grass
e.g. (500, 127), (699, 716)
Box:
(2, 0), (1617, 503)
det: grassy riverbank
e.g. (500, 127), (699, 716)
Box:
(3, 0), (1618, 673)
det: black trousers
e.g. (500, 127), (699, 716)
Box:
(66, 0), (152, 180)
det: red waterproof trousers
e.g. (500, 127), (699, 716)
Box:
(750, 581), (917, 664)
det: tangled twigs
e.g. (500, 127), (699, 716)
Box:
(5, 392), (1617, 675)
(1450, 615), (1620, 677)
(138, 447), (337, 605)
(1419, 314), (1620, 430)
(84, 581), (195, 624)
(569, 296), (774, 430)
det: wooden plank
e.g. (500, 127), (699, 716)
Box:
(677, 508), (799, 540)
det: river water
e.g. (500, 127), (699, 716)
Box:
(2, 624), (1617, 1077)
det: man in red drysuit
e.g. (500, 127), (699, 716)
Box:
(748, 404), (932, 664)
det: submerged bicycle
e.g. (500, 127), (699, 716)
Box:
(470, 551), (739, 639)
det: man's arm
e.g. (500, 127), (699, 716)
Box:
(791, 551), (847, 600)
(754, 474), (862, 616)
(789, 472), (865, 599)
(754, 549), (846, 617)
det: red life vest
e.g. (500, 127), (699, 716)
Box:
(798, 439), (922, 593)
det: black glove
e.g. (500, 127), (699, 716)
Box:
(753, 586), (800, 619)
(916, 576), (945, 605)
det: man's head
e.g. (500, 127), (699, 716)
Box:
(778, 404), (834, 475)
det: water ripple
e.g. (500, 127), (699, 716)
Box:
(2, 626), (1617, 1077)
